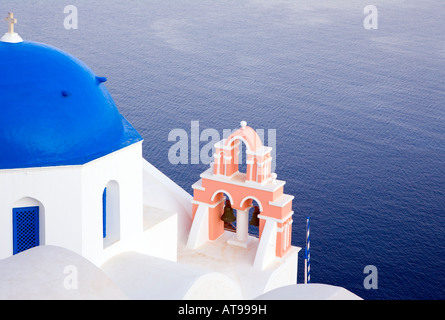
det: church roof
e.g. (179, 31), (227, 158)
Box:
(0, 40), (142, 169)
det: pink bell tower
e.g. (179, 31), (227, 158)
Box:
(187, 122), (294, 269)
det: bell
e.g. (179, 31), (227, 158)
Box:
(221, 200), (236, 223)
(249, 206), (260, 227)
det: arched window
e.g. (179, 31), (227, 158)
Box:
(102, 188), (107, 238)
(102, 181), (120, 248)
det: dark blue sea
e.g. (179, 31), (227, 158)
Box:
(3, 0), (444, 299)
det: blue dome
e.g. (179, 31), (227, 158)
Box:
(0, 41), (142, 169)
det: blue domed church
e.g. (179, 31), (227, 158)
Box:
(0, 14), (189, 266)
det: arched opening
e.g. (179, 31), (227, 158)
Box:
(223, 136), (260, 183)
(221, 198), (236, 232)
(211, 191), (236, 232)
(239, 196), (263, 238)
(12, 197), (45, 255)
(247, 200), (261, 238)
(220, 126), (266, 182)
(103, 180), (120, 248)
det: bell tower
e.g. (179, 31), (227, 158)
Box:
(187, 122), (294, 270)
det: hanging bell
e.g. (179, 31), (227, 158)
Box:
(221, 200), (236, 223)
(249, 206), (260, 227)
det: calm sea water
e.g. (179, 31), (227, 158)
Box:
(3, 0), (444, 299)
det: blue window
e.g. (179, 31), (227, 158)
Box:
(102, 181), (120, 248)
(103, 188), (107, 238)
(13, 206), (39, 255)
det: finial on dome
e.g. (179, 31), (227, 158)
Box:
(1, 12), (23, 43)
(240, 121), (247, 130)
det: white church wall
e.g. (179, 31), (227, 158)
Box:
(80, 142), (144, 266)
(0, 142), (143, 265)
(0, 166), (83, 259)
